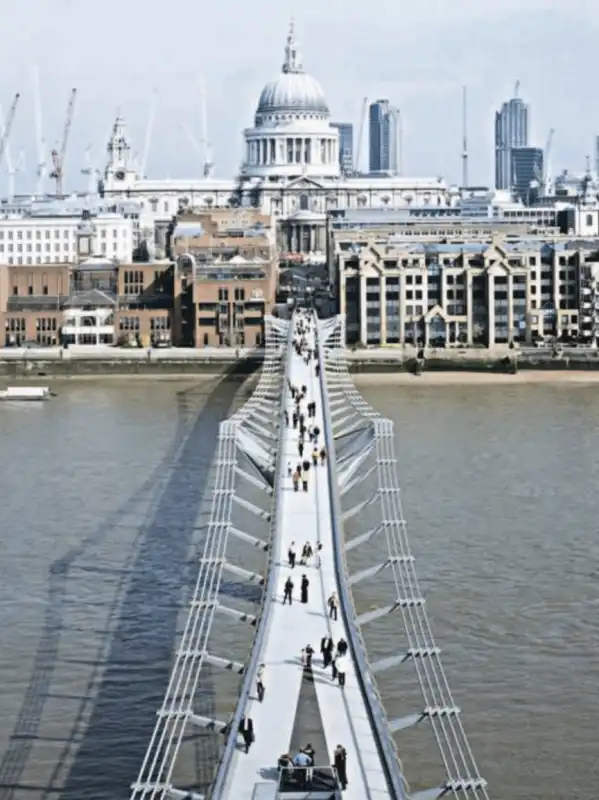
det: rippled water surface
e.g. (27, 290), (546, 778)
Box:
(0, 376), (597, 799)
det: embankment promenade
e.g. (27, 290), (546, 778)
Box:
(1, 345), (599, 382)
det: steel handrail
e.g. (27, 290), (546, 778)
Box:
(315, 315), (408, 800)
(208, 317), (294, 798)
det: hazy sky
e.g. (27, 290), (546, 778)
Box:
(0, 0), (598, 192)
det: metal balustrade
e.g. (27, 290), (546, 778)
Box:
(130, 315), (291, 800)
(317, 314), (489, 800)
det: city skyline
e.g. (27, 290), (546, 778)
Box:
(0, 0), (597, 192)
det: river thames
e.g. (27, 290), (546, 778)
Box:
(0, 374), (597, 800)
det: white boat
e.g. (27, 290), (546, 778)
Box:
(0, 386), (52, 401)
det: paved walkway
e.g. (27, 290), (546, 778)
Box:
(223, 314), (391, 799)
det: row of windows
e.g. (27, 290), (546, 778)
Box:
(119, 316), (170, 331)
(0, 227), (127, 240)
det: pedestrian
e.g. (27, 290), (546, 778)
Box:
(284, 409), (289, 427)
(315, 363), (320, 377)
(302, 472), (308, 492)
(336, 637), (348, 656)
(287, 460), (292, 477)
(288, 542), (296, 568)
(313, 425), (320, 440)
(321, 635), (333, 668)
(300, 647), (306, 667)
(298, 440), (304, 458)
(301, 541), (313, 563)
(240, 716), (254, 753)
(319, 447), (327, 465)
(300, 574), (309, 603)
(333, 744), (348, 790)
(292, 412), (298, 429)
(328, 592), (338, 620)
(336, 653), (348, 687)
(312, 447), (318, 466)
(256, 663), (265, 702)
(283, 576), (294, 605)
(302, 458), (310, 474)
(331, 654), (337, 681)
(305, 643), (314, 669)
(303, 743), (315, 783)
(292, 469), (300, 492)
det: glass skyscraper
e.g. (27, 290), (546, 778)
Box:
(495, 97), (529, 190)
(369, 100), (400, 174)
(332, 122), (354, 174)
(511, 147), (544, 204)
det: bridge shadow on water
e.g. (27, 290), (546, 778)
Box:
(0, 364), (258, 800)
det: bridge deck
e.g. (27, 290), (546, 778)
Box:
(223, 319), (390, 799)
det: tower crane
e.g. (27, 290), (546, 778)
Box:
(0, 94), (20, 174)
(354, 96), (368, 173)
(50, 88), (77, 196)
(0, 94), (21, 201)
(543, 127), (555, 194)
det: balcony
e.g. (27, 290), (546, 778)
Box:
(7, 295), (69, 312)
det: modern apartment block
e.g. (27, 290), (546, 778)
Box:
(332, 229), (599, 347)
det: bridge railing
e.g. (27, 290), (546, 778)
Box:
(207, 315), (294, 798)
(317, 314), (490, 800)
(315, 315), (409, 800)
(130, 315), (290, 800)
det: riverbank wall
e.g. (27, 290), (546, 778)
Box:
(1, 347), (599, 379)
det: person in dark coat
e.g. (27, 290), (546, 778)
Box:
(320, 635), (333, 667)
(240, 716), (254, 753)
(283, 576), (294, 605)
(300, 574), (309, 603)
(333, 744), (348, 789)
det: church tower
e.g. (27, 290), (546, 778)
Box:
(103, 115), (138, 192)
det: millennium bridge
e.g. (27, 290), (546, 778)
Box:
(129, 311), (489, 800)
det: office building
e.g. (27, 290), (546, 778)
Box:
(332, 123), (354, 174)
(369, 100), (400, 174)
(331, 229), (599, 347)
(511, 147), (544, 204)
(495, 96), (529, 190)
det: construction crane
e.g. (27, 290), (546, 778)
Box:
(0, 95), (21, 202)
(0, 94), (20, 176)
(514, 80), (520, 99)
(140, 90), (157, 179)
(543, 128), (555, 193)
(50, 88), (77, 196)
(354, 96), (368, 173)
(32, 65), (47, 197)
(199, 77), (213, 178)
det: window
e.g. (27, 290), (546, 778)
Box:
(119, 316), (140, 331)
(234, 287), (246, 301)
(218, 287), (229, 301)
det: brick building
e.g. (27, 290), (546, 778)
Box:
(0, 263), (70, 346)
(170, 209), (278, 347)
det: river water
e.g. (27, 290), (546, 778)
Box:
(0, 375), (597, 800)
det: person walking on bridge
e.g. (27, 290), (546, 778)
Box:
(283, 576), (294, 605)
(333, 744), (348, 790)
(256, 663), (265, 702)
(288, 542), (297, 568)
(328, 592), (338, 620)
(335, 653), (348, 687)
(300, 574), (310, 603)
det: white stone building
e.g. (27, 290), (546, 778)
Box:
(0, 201), (136, 265)
(100, 22), (453, 257)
